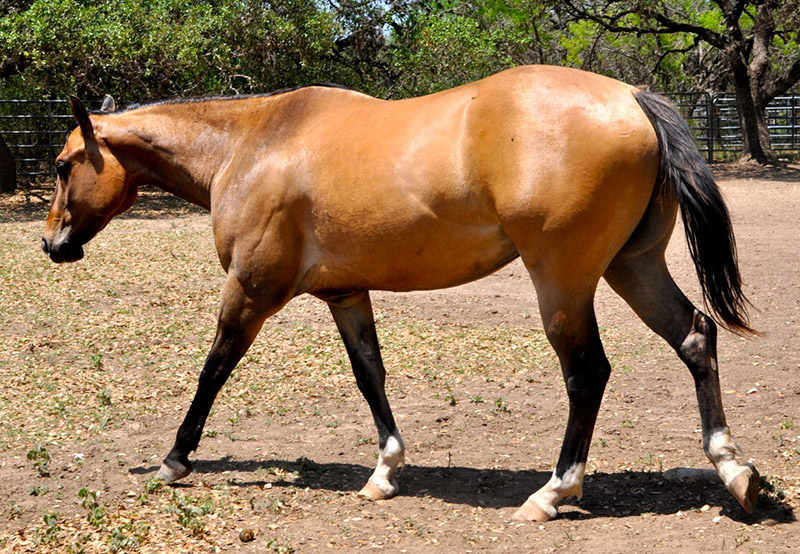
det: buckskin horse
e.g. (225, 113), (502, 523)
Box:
(41, 65), (759, 521)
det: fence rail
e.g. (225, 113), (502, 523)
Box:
(0, 99), (75, 178)
(665, 92), (799, 162)
(1, 93), (799, 179)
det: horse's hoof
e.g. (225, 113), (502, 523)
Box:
(357, 478), (398, 500)
(156, 460), (192, 484)
(511, 500), (556, 522)
(728, 464), (760, 514)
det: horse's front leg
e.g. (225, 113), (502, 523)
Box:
(327, 291), (405, 500)
(157, 276), (279, 483)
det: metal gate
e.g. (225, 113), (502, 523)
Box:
(668, 92), (800, 162)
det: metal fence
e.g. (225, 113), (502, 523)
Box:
(0, 100), (73, 178)
(1, 93), (799, 178)
(666, 92), (800, 162)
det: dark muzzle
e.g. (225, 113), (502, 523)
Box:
(41, 236), (84, 263)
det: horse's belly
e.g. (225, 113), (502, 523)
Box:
(299, 221), (519, 294)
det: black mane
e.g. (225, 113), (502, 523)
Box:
(64, 82), (354, 139)
(123, 82), (354, 111)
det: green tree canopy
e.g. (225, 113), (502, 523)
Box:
(0, 0), (344, 100)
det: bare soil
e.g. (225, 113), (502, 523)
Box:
(0, 164), (798, 553)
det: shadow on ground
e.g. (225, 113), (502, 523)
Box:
(129, 457), (795, 525)
(712, 162), (800, 182)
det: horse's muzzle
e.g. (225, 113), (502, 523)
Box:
(41, 236), (84, 263)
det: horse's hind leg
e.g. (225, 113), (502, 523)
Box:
(327, 291), (405, 500)
(513, 283), (611, 522)
(604, 248), (759, 513)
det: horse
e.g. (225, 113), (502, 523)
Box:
(41, 65), (759, 522)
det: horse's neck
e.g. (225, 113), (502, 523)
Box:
(98, 106), (241, 210)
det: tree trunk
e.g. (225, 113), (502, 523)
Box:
(729, 50), (775, 164)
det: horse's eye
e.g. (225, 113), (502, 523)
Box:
(56, 161), (70, 181)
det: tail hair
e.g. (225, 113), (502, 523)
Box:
(634, 89), (754, 335)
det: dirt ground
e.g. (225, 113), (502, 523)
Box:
(0, 164), (798, 553)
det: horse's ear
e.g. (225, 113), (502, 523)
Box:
(100, 95), (116, 113)
(70, 96), (95, 141)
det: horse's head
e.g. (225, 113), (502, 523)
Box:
(41, 96), (136, 263)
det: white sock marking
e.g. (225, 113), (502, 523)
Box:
(369, 432), (405, 494)
(707, 428), (749, 487)
(521, 462), (586, 519)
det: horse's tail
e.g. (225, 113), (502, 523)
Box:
(634, 89), (754, 335)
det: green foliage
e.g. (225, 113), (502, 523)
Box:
(97, 388), (112, 407)
(560, 1), (800, 93)
(78, 487), (106, 529)
(0, 0), (568, 101)
(492, 396), (510, 413)
(36, 512), (60, 545)
(389, 1), (559, 95)
(0, 0), (342, 100)
(560, 11), (699, 89)
(391, 10), (508, 93)
(265, 538), (296, 553)
(143, 476), (164, 494)
(29, 484), (49, 496)
(106, 520), (150, 553)
(166, 490), (214, 535)
(90, 353), (103, 370)
(26, 444), (51, 476)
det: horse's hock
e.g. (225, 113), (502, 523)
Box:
(0, 134), (16, 193)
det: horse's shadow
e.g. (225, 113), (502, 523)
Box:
(129, 457), (795, 524)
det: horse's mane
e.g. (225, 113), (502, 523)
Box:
(122, 82), (354, 111)
(64, 82), (354, 139)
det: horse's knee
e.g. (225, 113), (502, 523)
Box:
(564, 356), (610, 403)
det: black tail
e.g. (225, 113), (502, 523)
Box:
(634, 89), (754, 335)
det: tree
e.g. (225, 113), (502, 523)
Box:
(0, 0), (35, 81)
(0, 0), (568, 101)
(564, 1), (800, 164)
(384, 1), (564, 96)
(0, 0), (344, 100)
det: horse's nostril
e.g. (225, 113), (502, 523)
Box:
(41, 237), (50, 254)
